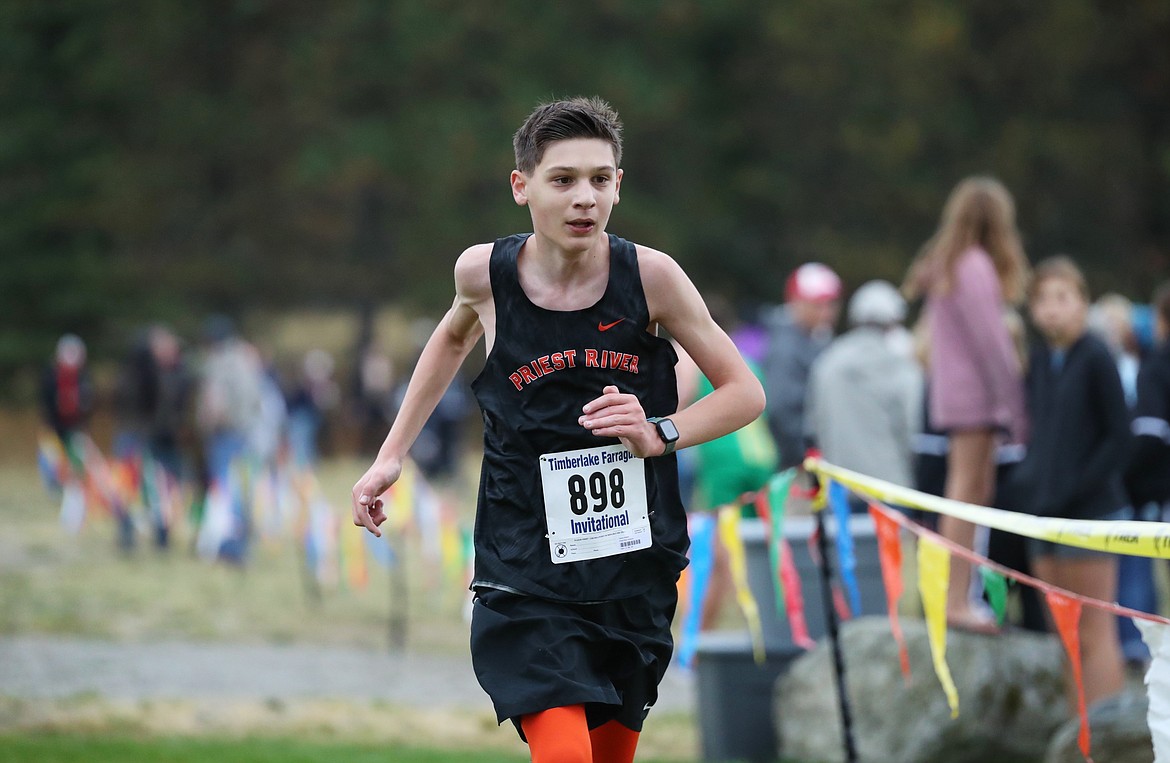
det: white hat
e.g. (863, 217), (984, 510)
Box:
(847, 280), (906, 326)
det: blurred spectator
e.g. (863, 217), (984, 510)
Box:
(1088, 293), (1155, 665)
(678, 298), (778, 630)
(115, 326), (192, 473)
(912, 312), (1046, 633)
(391, 318), (473, 483)
(113, 325), (192, 549)
(1124, 282), (1170, 665)
(113, 329), (154, 455)
(762, 262), (842, 469)
(41, 334), (94, 445)
(398, 365), (471, 482)
(194, 315), (265, 563)
(729, 307), (769, 366)
(1089, 293), (1142, 404)
(250, 356), (288, 473)
(1011, 256), (1128, 706)
(196, 316), (263, 471)
(1126, 282), (1170, 514)
(145, 326), (192, 478)
(805, 280), (922, 511)
(286, 349), (340, 469)
(353, 344), (396, 456)
(902, 176), (1029, 633)
(1131, 302), (1158, 357)
(40, 334), (97, 534)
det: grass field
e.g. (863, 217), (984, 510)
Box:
(0, 734), (526, 763)
(0, 453), (702, 761)
(0, 455), (478, 651)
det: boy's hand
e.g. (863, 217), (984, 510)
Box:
(579, 385), (665, 458)
(351, 457), (403, 537)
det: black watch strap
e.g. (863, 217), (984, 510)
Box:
(647, 416), (679, 456)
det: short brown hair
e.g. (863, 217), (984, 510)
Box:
(513, 97), (623, 175)
(1028, 255), (1089, 302)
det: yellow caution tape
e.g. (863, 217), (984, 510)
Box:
(805, 457), (1170, 559)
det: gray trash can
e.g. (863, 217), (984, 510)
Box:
(694, 630), (804, 763)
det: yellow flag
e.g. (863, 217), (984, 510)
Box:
(439, 510), (464, 586)
(388, 461), (415, 531)
(917, 537), (960, 718)
(340, 507), (370, 589)
(718, 505), (765, 664)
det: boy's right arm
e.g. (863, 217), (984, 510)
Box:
(351, 245), (491, 536)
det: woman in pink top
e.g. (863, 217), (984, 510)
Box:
(904, 176), (1030, 632)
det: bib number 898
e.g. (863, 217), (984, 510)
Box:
(568, 468), (626, 515)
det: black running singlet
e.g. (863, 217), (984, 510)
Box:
(470, 233), (689, 602)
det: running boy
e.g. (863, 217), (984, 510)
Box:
(350, 97), (764, 762)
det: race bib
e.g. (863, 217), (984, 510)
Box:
(539, 444), (652, 564)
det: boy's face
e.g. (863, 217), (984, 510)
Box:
(1030, 276), (1088, 346)
(511, 138), (622, 253)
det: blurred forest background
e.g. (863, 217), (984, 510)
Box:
(3, 0), (1169, 399)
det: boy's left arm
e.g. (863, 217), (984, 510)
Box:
(581, 248), (764, 457)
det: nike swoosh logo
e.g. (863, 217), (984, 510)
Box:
(598, 318), (625, 331)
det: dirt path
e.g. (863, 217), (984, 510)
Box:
(0, 635), (694, 713)
(0, 635), (700, 759)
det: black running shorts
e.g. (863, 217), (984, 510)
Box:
(469, 577), (678, 738)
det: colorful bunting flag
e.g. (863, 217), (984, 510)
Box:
(828, 480), (861, 618)
(979, 567), (1009, 627)
(364, 529), (396, 567)
(676, 512), (716, 669)
(37, 431), (66, 491)
(779, 537), (816, 650)
(763, 471), (795, 612)
(918, 536), (960, 718)
(339, 508), (370, 589)
(1047, 591), (1092, 763)
(719, 505), (765, 664)
(870, 504), (911, 681)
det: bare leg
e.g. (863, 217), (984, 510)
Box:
(1032, 554), (1126, 708)
(700, 537), (732, 631)
(942, 429), (998, 632)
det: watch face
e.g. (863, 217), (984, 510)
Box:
(658, 418), (680, 443)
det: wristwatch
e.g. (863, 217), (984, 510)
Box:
(646, 417), (680, 456)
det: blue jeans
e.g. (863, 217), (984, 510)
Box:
(1116, 503), (1160, 663)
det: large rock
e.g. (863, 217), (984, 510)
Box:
(1044, 691), (1153, 763)
(776, 615), (1068, 763)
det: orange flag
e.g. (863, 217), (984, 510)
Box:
(1046, 591), (1093, 763)
(870, 505), (911, 682)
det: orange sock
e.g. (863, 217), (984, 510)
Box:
(589, 719), (640, 763)
(521, 705), (591, 763)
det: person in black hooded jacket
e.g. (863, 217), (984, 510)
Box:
(1010, 256), (1129, 708)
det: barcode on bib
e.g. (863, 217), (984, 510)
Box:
(620, 540), (641, 549)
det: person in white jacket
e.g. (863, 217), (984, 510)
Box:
(805, 280), (923, 508)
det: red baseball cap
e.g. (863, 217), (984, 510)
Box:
(785, 263), (842, 302)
